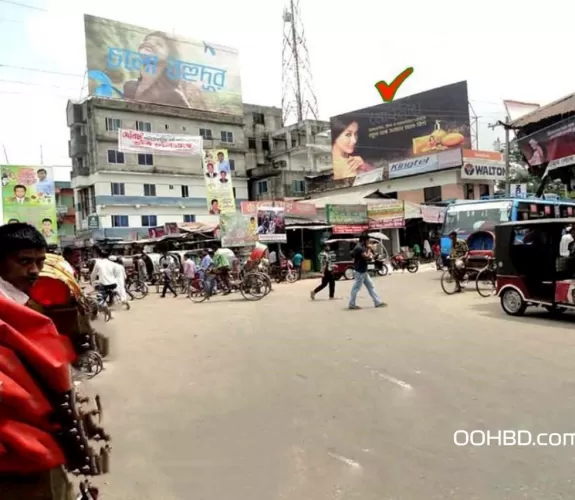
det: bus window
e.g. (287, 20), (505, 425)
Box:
(517, 201), (560, 220)
(443, 205), (510, 234)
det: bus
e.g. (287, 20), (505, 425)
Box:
(440, 196), (575, 259)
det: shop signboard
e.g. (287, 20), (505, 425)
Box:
(461, 149), (506, 181)
(367, 201), (404, 229)
(421, 205), (446, 223)
(388, 153), (439, 179)
(240, 200), (316, 216)
(326, 204), (369, 234)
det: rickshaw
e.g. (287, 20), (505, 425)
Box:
(325, 236), (389, 280)
(496, 218), (575, 316)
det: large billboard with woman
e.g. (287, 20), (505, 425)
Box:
(330, 81), (471, 180)
(84, 15), (242, 115)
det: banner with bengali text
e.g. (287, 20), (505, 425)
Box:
(1, 166), (58, 245)
(220, 213), (258, 247)
(367, 201), (404, 229)
(240, 200), (317, 216)
(118, 129), (202, 156)
(326, 204), (369, 234)
(84, 14), (242, 115)
(204, 149), (236, 215)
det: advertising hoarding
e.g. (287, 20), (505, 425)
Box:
(84, 15), (242, 115)
(118, 129), (203, 156)
(329, 81), (471, 180)
(517, 115), (575, 170)
(204, 149), (236, 215)
(240, 201), (317, 216)
(367, 201), (404, 229)
(461, 150), (506, 181)
(257, 207), (286, 243)
(326, 204), (369, 234)
(220, 214), (258, 247)
(1, 166), (58, 245)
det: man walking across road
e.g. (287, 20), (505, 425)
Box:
(310, 244), (336, 300)
(348, 233), (386, 310)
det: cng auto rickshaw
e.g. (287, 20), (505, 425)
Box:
(496, 218), (575, 316)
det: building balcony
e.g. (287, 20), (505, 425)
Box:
(247, 162), (285, 180)
(68, 135), (87, 157)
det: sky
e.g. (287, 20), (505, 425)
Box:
(0, 0), (571, 181)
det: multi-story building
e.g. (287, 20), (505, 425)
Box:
(55, 181), (76, 246)
(243, 104), (331, 201)
(66, 97), (248, 240)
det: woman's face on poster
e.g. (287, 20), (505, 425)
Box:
(334, 122), (359, 155)
(140, 35), (169, 60)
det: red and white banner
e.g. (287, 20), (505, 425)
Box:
(118, 129), (203, 156)
(240, 200), (317, 216)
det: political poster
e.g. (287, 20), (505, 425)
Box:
(204, 148), (236, 215)
(256, 206), (286, 243)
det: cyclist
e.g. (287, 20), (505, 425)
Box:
(90, 249), (118, 303)
(449, 231), (469, 292)
(213, 248), (232, 294)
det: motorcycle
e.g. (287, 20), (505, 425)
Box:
(371, 254), (389, 276)
(390, 254), (419, 273)
(270, 260), (298, 283)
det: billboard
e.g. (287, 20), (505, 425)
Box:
(118, 129), (203, 156)
(517, 116), (575, 170)
(257, 207), (286, 243)
(326, 204), (369, 234)
(367, 201), (404, 229)
(220, 214), (258, 247)
(330, 81), (471, 180)
(240, 200), (317, 217)
(204, 149), (235, 215)
(1, 166), (58, 245)
(461, 150), (506, 181)
(84, 15), (242, 115)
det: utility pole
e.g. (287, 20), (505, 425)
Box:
(2, 145), (8, 164)
(40, 145), (44, 165)
(488, 117), (511, 194)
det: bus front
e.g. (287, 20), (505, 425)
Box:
(440, 200), (513, 261)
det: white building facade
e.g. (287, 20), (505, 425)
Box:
(67, 97), (248, 240)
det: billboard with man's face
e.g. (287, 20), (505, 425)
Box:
(1, 166), (58, 245)
(329, 81), (471, 180)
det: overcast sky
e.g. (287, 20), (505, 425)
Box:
(0, 0), (570, 181)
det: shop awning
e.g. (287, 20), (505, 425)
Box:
(510, 91), (575, 128)
(307, 188), (387, 209)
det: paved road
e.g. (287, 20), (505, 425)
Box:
(93, 272), (575, 500)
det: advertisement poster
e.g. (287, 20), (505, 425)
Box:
(326, 204), (369, 234)
(1, 166), (58, 245)
(220, 213), (258, 247)
(119, 129), (203, 156)
(461, 150), (506, 181)
(256, 206), (286, 243)
(329, 81), (471, 180)
(517, 115), (575, 172)
(367, 201), (404, 229)
(421, 205), (446, 224)
(204, 149), (236, 215)
(240, 200), (317, 217)
(84, 15), (242, 115)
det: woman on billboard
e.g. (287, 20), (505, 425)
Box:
(331, 117), (374, 180)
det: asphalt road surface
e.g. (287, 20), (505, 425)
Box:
(92, 270), (575, 500)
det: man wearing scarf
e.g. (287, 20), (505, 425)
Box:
(0, 223), (109, 499)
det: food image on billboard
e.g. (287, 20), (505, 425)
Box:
(1, 166), (58, 245)
(256, 207), (286, 243)
(329, 81), (471, 180)
(204, 149), (236, 215)
(84, 15), (242, 115)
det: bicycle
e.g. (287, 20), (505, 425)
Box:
(475, 257), (497, 297)
(126, 275), (149, 299)
(440, 257), (469, 295)
(189, 270), (269, 302)
(96, 283), (130, 311)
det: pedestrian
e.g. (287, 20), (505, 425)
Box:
(292, 250), (304, 280)
(183, 254), (196, 293)
(310, 244), (335, 300)
(348, 233), (386, 310)
(160, 262), (177, 298)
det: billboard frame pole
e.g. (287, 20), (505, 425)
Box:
(504, 117), (511, 195)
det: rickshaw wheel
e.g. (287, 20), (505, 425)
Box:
(344, 267), (355, 280)
(440, 270), (459, 295)
(500, 288), (527, 316)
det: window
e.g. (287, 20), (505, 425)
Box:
(261, 139), (270, 152)
(253, 112), (265, 126)
(292, 180), (305, 194)
(200, 128), (213, 140)
(141, 215), (157, 227)
(181, 185), (189, 198)
(184, 214), (195, 223)
(479, 184), (490, 197)
(105, 118), (121, 131)
(136, 121), (151, 132)
(111, 215), (129, 227)
(143, 184), (156, 196)
(232, 187), (236, 198)
(257, 181), (268, 194)
(107, 150), (125, 164)
(165, 124), (169, 130)
(248, 138), (256, 149)
(464, 184), (474, 200)
(221, 131), (234, 143)
(169, 185), (174, 190)
(111, 182), (125, 196)
(423, 186), (442, 203)
(138, 153), (154, 166)
(182, 126), (187, 131)
(229, 159), (235, 171)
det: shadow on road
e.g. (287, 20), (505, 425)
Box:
(470, 300), (575, 329)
